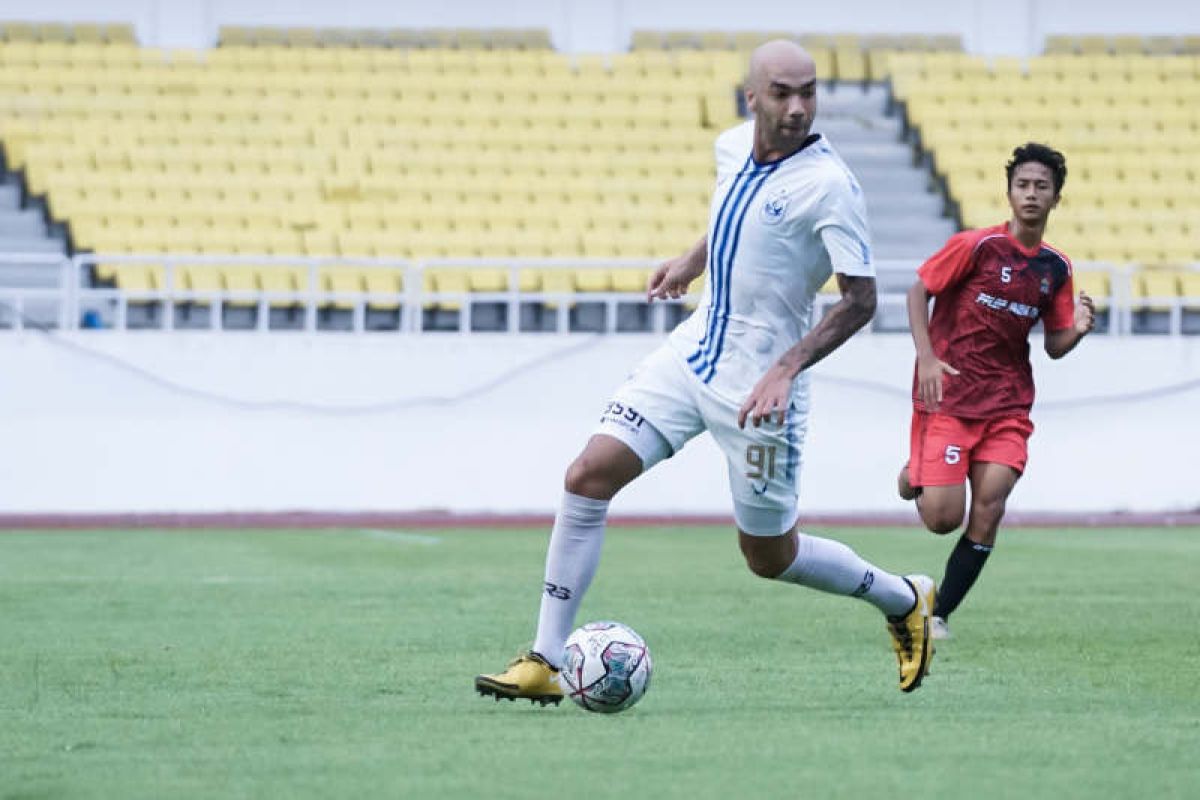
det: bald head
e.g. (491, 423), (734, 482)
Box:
(744, 39), (819, 161)
(747, 39), (817, 91)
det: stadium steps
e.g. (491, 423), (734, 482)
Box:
(0, 179), (65, 253)
(818, 86), (959, 330)
(820, 88), (957, 255)
(0, 174), (70, 328)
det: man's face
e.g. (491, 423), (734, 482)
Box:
(1008, 161), (1059, 225)
(746, 65), (817, 153)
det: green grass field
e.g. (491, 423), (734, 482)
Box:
(2, 526), (1198, 799)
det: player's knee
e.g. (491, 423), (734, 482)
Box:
(564, 454), (619, 500)
(971, 494), (1007, 526)
(738, 535), (792, 579)
(921, 506), (963, 535)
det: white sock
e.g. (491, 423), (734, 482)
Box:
(776, 532), (916, 617)
(532, 491), (609, 668)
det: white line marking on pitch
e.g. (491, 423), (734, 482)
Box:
(356, 529), (443, 545)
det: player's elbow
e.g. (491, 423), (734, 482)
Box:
(849, 287), (877, 325)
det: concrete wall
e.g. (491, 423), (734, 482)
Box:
(0, 0), (1190, 54)
(1, 331), (1195, 516)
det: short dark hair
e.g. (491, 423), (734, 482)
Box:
(1006, 142), (1067, 195)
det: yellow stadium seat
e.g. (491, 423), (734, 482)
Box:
(113, 264), (161, 292)
(363, 268), (404, 310)
(222, 266), (258, 307)
(1134, 269), (1181, 311)
(320, 266), (363, 310)
(424, 268), (468, 310)
(178, 265), (222, 306)
(541, 269), (577, 293)
(611, 268), (650, 293)
(257, 266), (308, 307)
(517, 268), (542, 292)
(575, 269), (612, 292)
(1180, 271), (1200, 302)
(468, 268), (509, 292)
(1077, 36), (1111, 55)
(1044, 35), (1077, 55)
(835, 47), (864, 82)
(1072, 270), (1111, 309)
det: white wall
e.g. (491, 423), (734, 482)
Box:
(0, 0), (1192, 54)
(0, 332), (1195, 516)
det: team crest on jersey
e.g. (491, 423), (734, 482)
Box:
(1039, 277), (1051, 295)
(760, 188), (789, 225)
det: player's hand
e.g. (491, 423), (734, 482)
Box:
(647, 256), (698, 302)
(738, 365), (793, 429)
(916, 352), (959, 411)
(1074, 290), (1096, 335)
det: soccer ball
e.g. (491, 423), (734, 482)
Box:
(561, 621), (652, 713)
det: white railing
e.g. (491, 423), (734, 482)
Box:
(0, 252), (1194, 335)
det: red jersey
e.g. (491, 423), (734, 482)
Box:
(913, 223), (1075, 419)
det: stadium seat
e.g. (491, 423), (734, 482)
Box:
(112, 264), (161, 292)
(899, 50), (1200, 268)
(1133, 269), (1181, 311)
(257, 266), (308, 307)
(1073, 270), (1111, 308)
(610, 269), (651, 293)
(362, 268), (404, 310)
(468, 268), (510, 293)
(575, 269), (613, 293)
(222, 266), (258, 308)
(179, 265), (222, 299)
(320, 266), (362, 310)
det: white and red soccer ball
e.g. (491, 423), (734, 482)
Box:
(560, 621), (652, 713)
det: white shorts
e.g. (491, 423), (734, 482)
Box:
(595, 344), (808, 536)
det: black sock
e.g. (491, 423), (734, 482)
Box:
(933, 534), (993, 619)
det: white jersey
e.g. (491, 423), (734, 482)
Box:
(667, 120), (875, 407)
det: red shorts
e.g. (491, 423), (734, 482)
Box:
(908, 411), (1035, 487)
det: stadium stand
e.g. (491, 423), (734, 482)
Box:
(0, 29), (737, 329)
(0, 24), (1195, 333)
(892, 44), (1200, 333)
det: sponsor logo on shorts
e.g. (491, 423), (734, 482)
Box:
(600, 400), (647, 433)
(751, 481), (769, 496)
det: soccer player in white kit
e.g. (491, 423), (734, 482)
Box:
(476, 40), (936, 702)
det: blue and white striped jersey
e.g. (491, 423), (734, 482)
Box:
(667, 120), (875, 406)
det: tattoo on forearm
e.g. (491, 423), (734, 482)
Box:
(783, 279), (875, 374)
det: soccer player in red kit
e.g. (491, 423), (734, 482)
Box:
(897, 143), (1095, 640)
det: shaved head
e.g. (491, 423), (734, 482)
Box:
(744, 39), (819, 161)
(747, 39), (817, 91)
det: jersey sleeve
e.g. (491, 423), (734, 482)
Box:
(814, 175), (874, 278)
(917, 231), (979, 294)
(1042, 258), (1076, 332)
